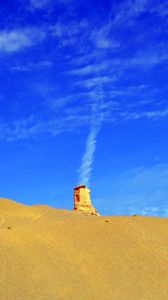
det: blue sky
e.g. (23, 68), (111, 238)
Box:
(0, 0), (168, 216)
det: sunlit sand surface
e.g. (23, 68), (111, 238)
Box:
(0, 198), (168, 299)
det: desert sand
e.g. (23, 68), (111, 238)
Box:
(0, 198), (168, 300)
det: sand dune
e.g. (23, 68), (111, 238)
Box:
(0, 198), (168, 300)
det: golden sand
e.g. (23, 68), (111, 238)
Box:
(0, 198), (168, 299)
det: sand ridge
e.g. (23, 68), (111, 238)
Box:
(0, 198), (168, 299)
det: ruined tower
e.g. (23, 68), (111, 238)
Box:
(74, 185), (100, 216)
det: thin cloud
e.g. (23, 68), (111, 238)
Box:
(0, 1), (167, 143)
(91, 26), (120, 50)
(51, 20), (88, 38)
(113, 0), (150, 25)
(50, 20), (89, 48)
(150, 2), (168, 17)
(0, 28), (46, 53)
(0, 30), (31, 53)
(30, 0), (50, 9)
(1, 87), (167, 141)
(77, 76), (118, 88)
(11, 60), (53, 72)
(113, 0), (168, 28)
(49, 91), (96, 110)
(120, 109), (168, 120)
(68, 62), (109, 76)
(130, 49), (168, 67)
(0, 111), (91, 141)
(68, 46), (168, 84)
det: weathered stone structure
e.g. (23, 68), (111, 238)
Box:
(74, 185), (100, 216)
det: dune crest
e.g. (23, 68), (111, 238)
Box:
(0, 198), (168, 300)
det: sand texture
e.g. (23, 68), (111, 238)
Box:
(0, 198), (168, 300)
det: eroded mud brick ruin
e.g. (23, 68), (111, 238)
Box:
(74, 185), (100, 216)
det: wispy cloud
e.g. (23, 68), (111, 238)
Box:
(0, 30), (31, 53)
(50, 20), (89, 48)
(77, 76), (118, 88)
(91, 25), (120, 50)
(11, 60), (53, 72)
(150, 2), (168, 17)
(1, 84), (167, 142)
(68, 62), (109, 75)
(72, 45), (168, 79)
(48, 91), (96, 110)
(30, 0), (51, 9)
(0, 1), (167, 146)
(120, 108), (168, 121)
(113, 0), (168, 25)
(129, 48), (168, 68)
(0, 110), (91, 141)
(51, 20), (88, 38)
(0, 28), (46, 53)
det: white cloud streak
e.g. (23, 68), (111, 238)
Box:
(78, 84), (104, 186)
(78, 123), (101, 186)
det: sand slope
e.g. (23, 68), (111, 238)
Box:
(0, 198), (168, 300)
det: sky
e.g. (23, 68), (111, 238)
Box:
(0, 0), (168, 216)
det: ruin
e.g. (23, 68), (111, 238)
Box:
(74, 185), (100, 216)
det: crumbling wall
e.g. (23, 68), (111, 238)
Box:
(74, 185), (100, 216)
